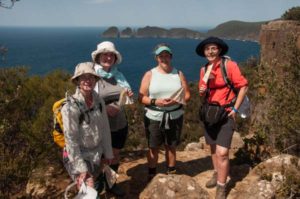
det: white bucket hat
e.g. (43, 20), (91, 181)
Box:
(71, 62), (100, 84)
(91, 41), (122, 64)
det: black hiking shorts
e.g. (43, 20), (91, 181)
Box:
(144, 115), (183, 148)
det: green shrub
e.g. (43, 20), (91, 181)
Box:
(251, 34), (300, 156)
(282, 6), (300, 21)
(0, 68), (74, 198)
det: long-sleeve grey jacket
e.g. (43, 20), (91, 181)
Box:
(61, 90), (113, 173)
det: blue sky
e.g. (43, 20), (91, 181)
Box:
(0, 0), (299, 28)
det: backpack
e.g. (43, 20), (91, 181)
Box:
(52, 94), (102, 148)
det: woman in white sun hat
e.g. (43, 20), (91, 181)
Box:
(91, 41), (133, 196)
(61, 62), (113, 193)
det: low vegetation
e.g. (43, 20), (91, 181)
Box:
(282, 6), (300, 21)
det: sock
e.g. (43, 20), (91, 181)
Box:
(217, 181), (226, 186)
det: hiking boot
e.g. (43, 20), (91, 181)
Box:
(166, 167), (176, 175)
(167, 169), (177, 174)
(206, 171), (217, 188)
(215, 184), (226, 199)
(107, 183), (125, 197)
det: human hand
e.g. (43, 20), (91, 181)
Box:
(126, 89), (134, 97)
(199, 85), (207, 95)
(85, 176), (94, 188)
(76, 172), (87, 189)
(155, 98), (176, 107)
(228, 110), (236, 121)
(163, 98), (176, 106)
(106, 104), (120, 117)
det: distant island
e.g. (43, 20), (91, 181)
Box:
(102, 20), (267, 41)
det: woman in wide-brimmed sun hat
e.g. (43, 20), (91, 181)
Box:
(196, 37), (248, 199)
(139, 43), (191, 181)
(62, 62), (113, 193)
(91, 41), (133, 197)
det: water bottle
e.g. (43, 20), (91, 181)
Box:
(238, 96), (250, 119)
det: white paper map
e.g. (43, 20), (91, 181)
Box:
(118, 89), (134, 106)
(169, 87), (186, 105)
(103, 165), (119, 189)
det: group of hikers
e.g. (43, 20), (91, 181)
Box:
(60, 36), (248, 199)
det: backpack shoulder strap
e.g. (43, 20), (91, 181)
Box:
(66, 94), (86, 124)
(220, 56), (234, 90)
(220, 57), (241, 102)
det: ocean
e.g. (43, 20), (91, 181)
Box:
(0, 27), (260, 92)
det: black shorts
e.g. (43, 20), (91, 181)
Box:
(204, 117), (235, 148)
(111, 125), (128, 149)
(144, 115), (183, 148)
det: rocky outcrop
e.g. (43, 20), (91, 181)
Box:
(136, 26), (168, 38)
(101, 26), (205, 39)
(23, 138), (299, 199)
(140, 174), (209, 199)
(120, 27), (134, 38)
(102, 26), (119, 38)
(101, 21), (264, 40)
(259, 20), (300, 66)
(167, 28), (204, 39)
(230, 154), (300, 199)
(23, 134), (243, 199)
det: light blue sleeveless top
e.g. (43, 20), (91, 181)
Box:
(145, 67), (184, 121)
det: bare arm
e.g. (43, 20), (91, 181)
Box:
(228, 86), (248, 118)
(138, 71), (151, 105)
(179, 71), (191, 102)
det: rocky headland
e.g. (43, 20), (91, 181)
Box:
(101, 20), (267, 41)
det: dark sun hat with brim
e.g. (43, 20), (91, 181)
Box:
(195, 37), (229, 57)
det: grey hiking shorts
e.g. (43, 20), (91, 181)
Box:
(204, 117), (235, 148)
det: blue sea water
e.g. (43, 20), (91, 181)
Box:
(0, 27), (260, 92)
